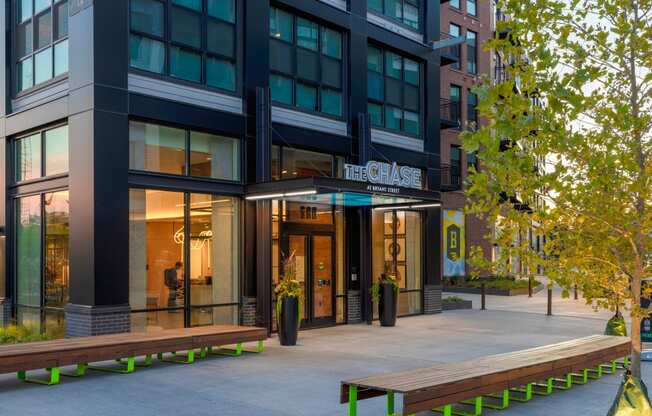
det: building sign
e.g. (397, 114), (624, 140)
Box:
(444, 210), (465, 277)
(344, 161), (422, 190)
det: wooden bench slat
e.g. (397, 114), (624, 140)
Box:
(341, 335), (631, 413)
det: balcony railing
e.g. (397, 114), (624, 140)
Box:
(440, 163), (462, 192)
(440, 98), (461, 129)
(440, 32), (461, 69)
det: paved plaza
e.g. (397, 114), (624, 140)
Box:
(0, 286), (646, 416)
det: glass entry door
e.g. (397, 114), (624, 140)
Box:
(284, 233), (335, 327)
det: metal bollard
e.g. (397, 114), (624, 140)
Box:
(547, 288), (552, 316)
(528, 277), (533, 298)
(481, 283), (486, 310)
(574, 285), (578, 300)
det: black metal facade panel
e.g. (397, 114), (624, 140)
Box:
(271, 123), (352, 155)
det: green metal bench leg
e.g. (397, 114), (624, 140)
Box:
(157, 350), (195, 364)
(483, 389), (509, 410)
(509, 383), (533, 402)
(387, 391), (394, 415)
(62, 363), (88, 378)
(570, 369), (588, 385)
(117, 354), (153, 368)
(210, 343), (243, 357)
(587, 365), (603, 380)
(17, 367), (61, 386)
(552, 373), (573, 390)
(348, 385), (357, 416)
(89, 357), (135, 374)
(454, 397), (483, 416)
(600, 360), (617, 374)
(533, 377), (554, 396)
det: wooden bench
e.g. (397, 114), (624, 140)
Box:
(341, 335), (630, 416)
(0, 325), (267, 386)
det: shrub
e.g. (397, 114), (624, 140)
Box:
(0, 325), (51, 344)
(454, 277), (542, 291)
(443, 296), (466, 303)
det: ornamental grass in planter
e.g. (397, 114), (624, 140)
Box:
(275, 252), (302, 346)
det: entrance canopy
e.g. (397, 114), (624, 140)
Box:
(245, 177), (441, 209)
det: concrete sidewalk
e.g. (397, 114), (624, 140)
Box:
(0, 293), (644, 416)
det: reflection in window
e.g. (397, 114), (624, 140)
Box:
(367, 45), (421, 135)
(368, 0), (421, 30)
(15, 124), (69, 182)
(15, 133), (42, 182)
(269, 7), (343, 117)
(190, 132), (240, 180)
(44, 191), (69, 308)
(129, 121), (186, 175)
(129, 121), (241, 181)
(129, 0), (237, 92)
(16, 0), (68, 93)
(16, 195), (41, 307)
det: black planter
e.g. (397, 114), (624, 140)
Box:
(278, 296), (299, 346)
(379, 282), (398, 327)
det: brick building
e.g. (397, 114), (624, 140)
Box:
(439, 0), (495, 281)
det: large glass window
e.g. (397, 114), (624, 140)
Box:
(271, 145), (342, 180)
(368, 0), (421, 30)
(15, 124), (69, 182)
(129, 120), (241, 181)
(129, 189), (240, 331)
(467, 30), (477, 74)
(467, 90), (478, 130)
(372, 210), (423, 317)
(450, 84), (461, 126)
(269, 8), (343, 117)
(189, 194), (239, 326)
(467, 0), (477, 16)
(129, 0), (238, 92)
(367, 45), (421, 136)
(16, 0), (69, 93)
(450, 0), (460, 8)
(15, 191), (69, 337)
(44, 191), (70, 309)
(449, 23), (461, 70)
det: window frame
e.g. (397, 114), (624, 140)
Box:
(127, 187), (243, 329)
(467, 89), (478, 130)
(128, 0), (241, 96)
(467, 0), (477, 16)
(466, 29), (477, 75)
(271, 144), (343, 180)
(449, 23), (462, 71)
(14, 0), (70, 97)
(367, 0), (423, 33)
(367, 44), (423, 138)
(268, 8), (346, 120)
(128, 119), (243, 183)
(12, 122), (69, 185)
(449, 84), (462, 129)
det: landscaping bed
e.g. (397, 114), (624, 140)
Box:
(442, 296), (473, 311)
(444, 277), (544, 296)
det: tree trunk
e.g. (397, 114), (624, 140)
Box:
(631, 272), (642, 378)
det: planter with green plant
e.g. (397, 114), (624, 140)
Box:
(371, 271), (399, 327)
(275, 252), (302, 346)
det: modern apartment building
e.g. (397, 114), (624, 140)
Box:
(0, 0), (460, 337)
(439, 0), (494, 281)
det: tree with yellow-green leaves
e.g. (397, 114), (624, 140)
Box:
(463, 0), (651, 380)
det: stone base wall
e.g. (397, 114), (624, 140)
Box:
(0, 298), (12, 326)
(65, 304), (131, 337)
(347, 290), (362, 323)
(241, 297), (257, 326)
(424, 285), (443, 314)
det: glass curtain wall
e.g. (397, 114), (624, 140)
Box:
(372, 210), (422, 317)
(129, 189), (240, 331)
(15, 191), (69, 336)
